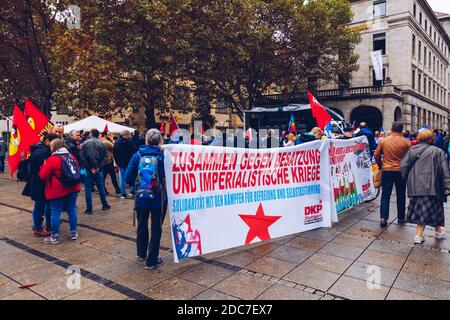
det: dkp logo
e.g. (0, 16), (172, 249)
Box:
(66, 5), (81, 30)
(66, 265), (81, 290)
(366, 265), (381, 290)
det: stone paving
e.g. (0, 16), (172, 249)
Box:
(1, 175), (450, 300)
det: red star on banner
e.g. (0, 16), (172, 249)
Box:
(239, 203), (281, 245)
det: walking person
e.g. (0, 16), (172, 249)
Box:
(39, 139), (81, 244)
(401, 129), (450, 244)
(100, 132), (120, 196)
(80, 129), (110, 214)
(126, 129), (167, 269)
(22, 132), (58, 236)
(374, 122), (411, 227)
(0, 137), (6, 173)
(114, 130), (136, 198)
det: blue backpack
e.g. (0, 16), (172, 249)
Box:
(135, 153), (162, 200)
(58, 155), (80, 187)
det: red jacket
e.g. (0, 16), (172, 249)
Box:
(39, 153), (81, 200)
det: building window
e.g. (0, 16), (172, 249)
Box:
(413, 2), (416, 17)
(373, 33), (386, 55)
(434, 32), (437, 43)
(424, 47), (427, 65)
(372, 68), (386, 86)
(433, 56), (436, 74)
(412, 69), (416, 90)
(418, 73), (422, 92)
(423, 76), (427, 95)
(429, 52), (431, 69)
(425, 20), (427, 31)
(418, 41), (422, 61)
(412, 34), (416, 56)
(419, 12), (422, 25)
(373, 1), (386, 17)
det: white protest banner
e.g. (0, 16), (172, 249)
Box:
(370, 50), (383, 81)
(329, 137), (376, 215)
(164, 141), (333, 262)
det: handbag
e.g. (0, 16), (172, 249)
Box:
(372, 164), (382, 188)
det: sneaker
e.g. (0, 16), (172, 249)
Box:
(34, 229), (51, 237)
(414, 236), (425, 244)
(43, 236), (60, 245)
(102, 204), (111, 211)
(128, 193), (134, 197)
(435, 228), (446, 239)
(380, 218), (388, 228)
(85, 209), (93, 215)
(120, 194), (127, 199)
(70, 232), (78, 240)
(136, 255), (146, 262)
(145, 258), (164, 270)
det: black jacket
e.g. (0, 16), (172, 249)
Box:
(131, 135), (145, 149)
(22, 142), (51, 201)
(113, 137), (136, 168)
(80, 138), (108, 170)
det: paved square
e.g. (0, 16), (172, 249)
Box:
(1, 177), (450, 300)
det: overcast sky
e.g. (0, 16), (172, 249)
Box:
(427, 0), (450, 14)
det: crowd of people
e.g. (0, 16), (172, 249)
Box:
(10, 118), (450, 272)
(20, 125), (167, 269)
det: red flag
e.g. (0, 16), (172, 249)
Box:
(159, 121), (166, 134)
(169, 112), (180, 135)
(103, 123), (109, 133)
(308, 91), (332, 130)
(24, 99), (53, 137)
(201, 122), (204, 135)
(8, 105), (40, 176)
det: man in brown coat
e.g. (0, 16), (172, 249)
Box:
(374, 122), (411, 227)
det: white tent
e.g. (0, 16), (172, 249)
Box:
(63, 115), (136, 134)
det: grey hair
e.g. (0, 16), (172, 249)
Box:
(69, 130), (80, 137)
(145, 129), (161, 146)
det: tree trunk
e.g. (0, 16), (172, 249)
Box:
(145, 99), (156, 130)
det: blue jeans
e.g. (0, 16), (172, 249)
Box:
(50, 192), (78, 238)
(380, 171), (406, 221)
(0, 156), (5, 172)
(119, 167), (134, 195)
(84, 170), (108, 210)
(32, 199), (51, 231)
(136, 206), (167, 266)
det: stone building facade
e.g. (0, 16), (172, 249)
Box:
(319, 0), (450, 132)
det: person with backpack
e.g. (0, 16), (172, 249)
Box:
(125, 129), (167, 269)
(39, 139), (81, 244)
(80, 129), (110, 214)
(114, 130), (136, 198)
(0, 136), (6, 173)
(21, 132), (58, 236)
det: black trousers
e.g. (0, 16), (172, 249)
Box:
(103, 162), (120, 194)
(380, 171), (406, 221)
(136, 206), (167, 266)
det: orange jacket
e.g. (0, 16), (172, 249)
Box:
(374, 133), (411, 171)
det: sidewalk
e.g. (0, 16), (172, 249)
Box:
(1, 175), (450, 300)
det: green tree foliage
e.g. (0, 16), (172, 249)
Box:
(0, 0), (68, 116)
(1, 0), (360, 127)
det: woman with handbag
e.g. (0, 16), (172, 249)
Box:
(401, 129), (450, 244)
